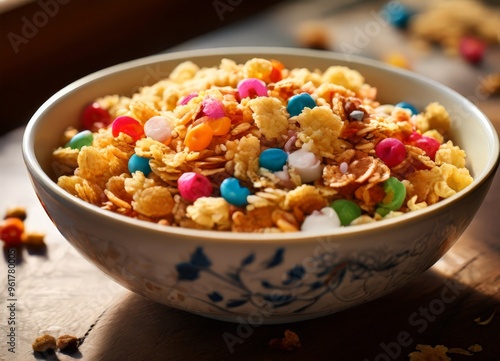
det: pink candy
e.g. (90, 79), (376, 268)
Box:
(375, 138), (406, 167)
(144, 116), (172, 143)
(179, 92), (198, 105)
(237, 78), (268, 99)
(201, 96), (225, 119)
(177, 172), (213, 202)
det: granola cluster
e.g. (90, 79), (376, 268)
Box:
(52, 58), (473, 232)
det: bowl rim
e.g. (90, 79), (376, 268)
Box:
(22, 46), (500, 243)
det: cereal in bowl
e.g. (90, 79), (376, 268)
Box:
(52, 58), (473, 232)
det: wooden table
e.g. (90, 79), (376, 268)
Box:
(1, 1), (499, 360)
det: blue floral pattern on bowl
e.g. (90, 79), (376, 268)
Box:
(171, 235), (430, 320)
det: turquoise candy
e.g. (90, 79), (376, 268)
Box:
(383, 2), (415, 29)
(287, 93), (316, 117)
(220, 178), (250, 207)
(259, 148), (288, 172)
(395, 101), (418, 115)
(65, 130), (93, 150)
(128, 154), (152, 176)
(331, 199), (362, 226)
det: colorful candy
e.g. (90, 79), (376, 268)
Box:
(177, 172), (213, 202)
(349, 110), (364, 121)
(179, 92), (198, 106)
(220, 178), (251, 207)
(184, 122), (213, 151)
(206, 116), (231, 136)
(376, 177), (406, 217)
(65, 130), (93, 150)
(128, 154), (152, 176)
(375, 138), (407, 167)
(383, 2), (414, 29)
(287, 93), (317, 117)
(202, 96), (225, 119)
(111, 116), (144, 142)
(331, 199), (362, 226)
(408, 132), (440, 160)
(459, 36), (486, 64)
(395, 101), (418, 116)
(81, 102), (112, 131)
(259, 148), (288, 172)
(237, 78), (268, 99)
(287, 148), (323, 183)
(270, 59), (285, 83)
(144, 116), (173, 143)
(0, 217), (25, 247)
(301, 207), (341, 232)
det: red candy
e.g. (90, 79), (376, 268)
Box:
(375, 138), (407, 167)
(459, 36), (486, 64)
(81, 102), (112, 131)
(408, 132), (440, 160)
(177, 172), (213, 202)
(111, 116), (144, 142)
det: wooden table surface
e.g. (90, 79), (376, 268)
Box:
(1, 1), (500, 360)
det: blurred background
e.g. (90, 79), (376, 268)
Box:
(1, 0), (499, 136)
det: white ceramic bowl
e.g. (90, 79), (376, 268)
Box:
(23, 47), (499, 324)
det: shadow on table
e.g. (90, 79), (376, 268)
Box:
(85, 267), (499, 361)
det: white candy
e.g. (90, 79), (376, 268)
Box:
(301, 207), (341, 232)
(144, 116), (172, 143)
(340, 162), (348, 174)
(287, 148), (323, 183)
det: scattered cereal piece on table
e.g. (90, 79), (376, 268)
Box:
(468, 344), (483, 353)
(32, 334), (57, 353)
(4, 206), (27, 221)
(295, 20), (332, 50)
(56, 334), (80, 353)
(23, 231), (47, 248)
(269, 329), (301, 351)
(408, 344), (450, 361)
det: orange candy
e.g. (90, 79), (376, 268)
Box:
(185, 122), (213, 151)
(0, 217), (25, 246)
(270, 59), (285, 83)
(206, 116), (231, 136)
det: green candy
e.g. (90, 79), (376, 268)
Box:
(376, 177), (406, 217)
(66, 130), (93, 150)
(331, 199), (362, 226)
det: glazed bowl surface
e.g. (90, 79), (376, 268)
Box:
(22, 47), (499, 323)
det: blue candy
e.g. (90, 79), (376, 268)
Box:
(259, 148), (288, 172)
(220, 178), (250, 207)
(65, 130), (93, 150)
(395, 101), (418, 116)
(287, 93), (316, 117)
(383, 2), (414, 29)
(128, 154), (152, 175)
